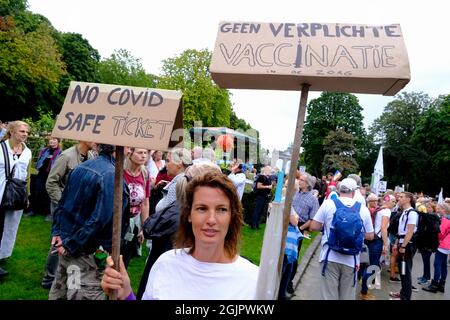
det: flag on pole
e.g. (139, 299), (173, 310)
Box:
(438, 188), (444, 205)
(371, 146), (384, 196)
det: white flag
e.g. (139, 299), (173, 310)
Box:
(371, 146), (384, 196)
(438, 188), (444, 205)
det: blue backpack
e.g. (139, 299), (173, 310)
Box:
(322, 198), (364, 286)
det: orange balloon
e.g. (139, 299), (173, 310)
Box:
(217, 134), (234, 152)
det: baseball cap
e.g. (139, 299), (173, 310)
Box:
(339, 178), (358, 193)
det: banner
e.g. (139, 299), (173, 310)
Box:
(52, 82), (183, 151)
(211, 21), (410, 95)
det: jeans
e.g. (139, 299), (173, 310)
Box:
(420, 249), (432, 280)
(433, 251), (448, 283)
(397, 242), (416, 300)
(278, 254), (294, 300)
(289, 222), (305, 284)
(361, 238), (383, 294)
(251, 195), (268, 228)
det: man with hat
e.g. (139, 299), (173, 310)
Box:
(348, 173), (367, 207)
(310, 177), (374, 300)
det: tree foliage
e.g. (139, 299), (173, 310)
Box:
(158, 49), (233, 129)
(322, 128), (359, 176)
(230, 110), (252, 131)
(369, 92), (436, 193)
(97, 49), (157, 87)
(0, 0), (27, 16)
(370, 92), (432, 146)
(302, 92), (366, 177)
(57, 32), (100, 83)
(409, 95), (450, 194)
(0, 10), (66, 120)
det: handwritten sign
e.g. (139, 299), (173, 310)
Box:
(210, 21), (410, 95)
(378, 180), (387, 192)
(52, 82), (183, 150)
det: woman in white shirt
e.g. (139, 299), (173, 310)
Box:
(0, 121), (32, 277)
(101, 170), (259, 300)
(360, 194), (394, 300)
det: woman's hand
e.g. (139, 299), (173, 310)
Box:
(101, 255), (132, 300)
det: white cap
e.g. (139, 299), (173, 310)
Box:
(339, 178), (358, 193)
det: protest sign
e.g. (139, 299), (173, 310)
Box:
(378, 180), (387, 192)
(52, 81), (183, 150)
(210, 21), (410, 300)
(211, 21), (410, 95)
(51, 81), (183, 299)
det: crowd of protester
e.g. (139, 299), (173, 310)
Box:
(1, 119), (449, 301)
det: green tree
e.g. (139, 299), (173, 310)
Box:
(57, 32), (100, 83)
(230, 110), (252, 131)
(51, 32), (101, 112)
(410, 94), (450, 194)
(0, 0), (27, 16)
(0, 13), (66, 120)
(302, 92), (366, 177)
(369, 92), (433, 190)
(370, 92), (432, 146)
(322, 129), (359, 176)
(98, 49), (157, 87)
(158, 49), (233, 129)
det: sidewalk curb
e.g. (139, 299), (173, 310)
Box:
(292, 234), (322, 291)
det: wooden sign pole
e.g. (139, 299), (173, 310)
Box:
(276, 84), (310, 289)
(110, 145), (124, 300)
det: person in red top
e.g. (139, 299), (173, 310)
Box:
(423, 203), (450, 293)
(122, 147), (150, 267)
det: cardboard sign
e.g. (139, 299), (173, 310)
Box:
(210, 21), (410, 95)
(52, 82), (183, 150)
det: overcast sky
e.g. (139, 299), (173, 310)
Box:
(28, 0), (450, 152)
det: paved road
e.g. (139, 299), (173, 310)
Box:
(292, 236), (450, 300)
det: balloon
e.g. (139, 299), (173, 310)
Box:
(216, 134), (234, 152)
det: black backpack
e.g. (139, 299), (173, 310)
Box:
(388, 210), (402, 236)
(252, 174), (261, 192)
(414, 213), (441, 251)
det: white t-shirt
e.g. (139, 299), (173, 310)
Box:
(374, 208), (391, 238)
(314, 196), (373, 268)
(353, 189), (367, 207)
(142, 249), (259, 300)
(397, 208), (418, 244)
(146, 158), (165, 180)
(228, 172), (246, 200)
(0, 140), (32, 201)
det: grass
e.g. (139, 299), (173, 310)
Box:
(0, 215), (316, 299)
